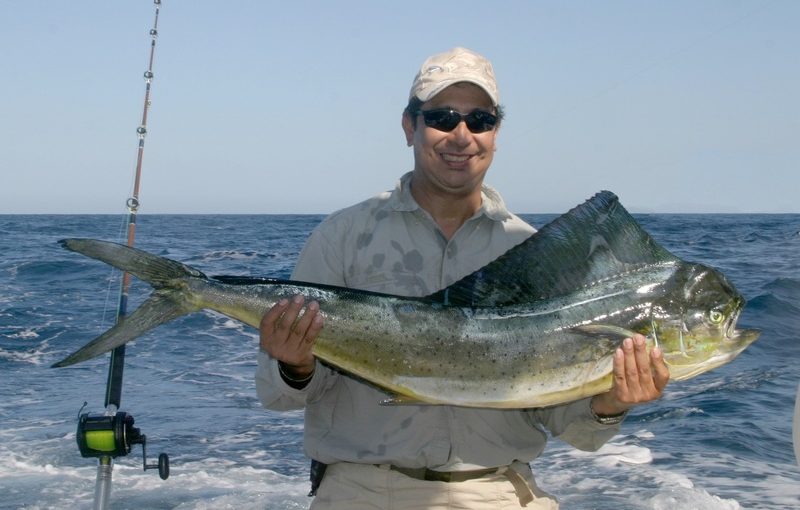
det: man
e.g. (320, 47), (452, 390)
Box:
(257, 47), (669, 509)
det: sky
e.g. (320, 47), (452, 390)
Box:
(2, 0), (798, 214)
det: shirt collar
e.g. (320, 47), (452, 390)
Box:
(388, 171), (514, 222)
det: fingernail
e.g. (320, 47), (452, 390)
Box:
(278, 298), (288, 306)
(624, 338), (633, 349)
(293, 295), (304, 304)
(308, 301), (319, 311)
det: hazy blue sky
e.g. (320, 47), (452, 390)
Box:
(3, 1), (797, 214)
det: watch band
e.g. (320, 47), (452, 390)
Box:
(590, 405), (627, 425)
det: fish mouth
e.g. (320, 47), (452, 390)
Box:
(729, 327), (760, 346)
(726, 305), (760, 346)
(664, 327), (760, 381)
(720, 327), (761, 360)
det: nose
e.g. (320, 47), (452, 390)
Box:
(450, 120), (472, 145)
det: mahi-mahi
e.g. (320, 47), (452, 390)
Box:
(52, 191), (760, 408)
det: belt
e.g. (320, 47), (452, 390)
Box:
(379, 464), (499, 483)
(377, 463), (540, 506)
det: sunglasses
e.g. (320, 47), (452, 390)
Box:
(416, 108), (498, 133)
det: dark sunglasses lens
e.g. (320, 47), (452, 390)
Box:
(420, 110), (497, 133)
(422, 110), (461, 131)
(465, 111), (497, 133)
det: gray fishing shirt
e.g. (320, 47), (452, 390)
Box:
(256, 172), (621, 470)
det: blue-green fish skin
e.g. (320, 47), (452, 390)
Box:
(52, 192), (759, 408)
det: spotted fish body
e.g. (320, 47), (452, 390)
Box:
(53, 192), (759, 408)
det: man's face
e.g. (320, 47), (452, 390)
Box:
(403, 82), (499, 200)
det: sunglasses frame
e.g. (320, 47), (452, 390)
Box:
(416, 108), (498, 134)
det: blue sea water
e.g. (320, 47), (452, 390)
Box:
(1, 212), (798, 510)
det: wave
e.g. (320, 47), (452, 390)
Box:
(748, 291), (800, 311)
(763, 277), (800, 297)
(13, 259), (107, 283)
(0, 343), (50, 365)
(741, 232), (777, 243)
(744, 277), (800, 335)
(0, 451), (310, 510)
(536, 432), (749, 510)
(189, 249), (262, 263)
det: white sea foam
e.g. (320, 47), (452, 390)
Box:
(0, 449), (311, 510)
(534, 432), (749, 509)
(0, 342), (49, 364)
(200, 250), (260, 263)
(7, 328), (41, 340)
(649, 487), (741, 510)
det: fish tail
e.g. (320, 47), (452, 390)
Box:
(51, 293), (191, 367)
(52, 239), (205, 368)
(59, 238), (207, 286)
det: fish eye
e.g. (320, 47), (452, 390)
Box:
(708, 309), (725, 324)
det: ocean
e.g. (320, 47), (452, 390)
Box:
(1, 212), (798, 509)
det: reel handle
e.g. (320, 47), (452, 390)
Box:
(140, 434), (170, 480)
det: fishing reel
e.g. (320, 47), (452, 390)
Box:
(77, 409), (170, 480)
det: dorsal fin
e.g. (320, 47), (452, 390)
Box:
(426, 191), (678, 307)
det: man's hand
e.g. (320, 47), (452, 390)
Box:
(259, 295), (324, 379)
(591, 334), (670, 416)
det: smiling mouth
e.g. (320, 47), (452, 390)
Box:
(441, 153), (472, 163)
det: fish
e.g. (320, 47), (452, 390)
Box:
(52, 191), (760, 408)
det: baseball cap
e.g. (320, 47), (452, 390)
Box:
(409, 47), (499, 106)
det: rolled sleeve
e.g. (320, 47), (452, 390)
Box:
(530, 397), (622, 452)
(255, 350), (338, 411)
(256, 351), (305, 410)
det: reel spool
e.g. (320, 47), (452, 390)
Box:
(77, 411), (170, 480)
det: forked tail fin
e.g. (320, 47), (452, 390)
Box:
(59, 238), (206, 285)
(52, 239), (206, 367)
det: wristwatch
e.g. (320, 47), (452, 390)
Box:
(590, 405), (627, 425)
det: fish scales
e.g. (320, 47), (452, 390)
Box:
(52, 191), (760, 408)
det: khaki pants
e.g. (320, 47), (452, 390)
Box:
(310, 462), (559, 510)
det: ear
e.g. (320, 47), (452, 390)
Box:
(401, 111), (415, 146)
(491, 122), (500, 151)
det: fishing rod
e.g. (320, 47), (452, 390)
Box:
(75, 2), (169, 508)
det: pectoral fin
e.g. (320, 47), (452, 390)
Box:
(572, 324), (639, 342)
